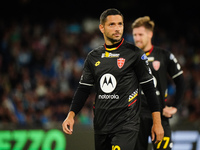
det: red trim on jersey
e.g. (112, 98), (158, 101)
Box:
(128, 99), (137, 107)
(104, 38), (124, 51)
(145, 45), (154, 56)
(116, 38), (124, 49)
(149, 45), (154, 53)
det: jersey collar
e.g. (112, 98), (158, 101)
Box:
(104, 38), (124, 51)
(145, 45), (154, 56)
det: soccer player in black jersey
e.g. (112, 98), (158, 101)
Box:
(132, 16), (185, 150)
(62, 9), (164, 150)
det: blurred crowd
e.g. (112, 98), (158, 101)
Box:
(0, 17), (200, 128)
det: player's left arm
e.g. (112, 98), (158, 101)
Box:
(172, 73), (185, 108)
(134, 49), (164, 143)
(151, 112), (164, 144)
(163, 74), (185, 117)
(141, 80), (164, 143)
(165, 52), (185, 117)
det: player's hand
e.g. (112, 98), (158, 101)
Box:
(163, 106), (177, 118)
(62, 111), (75, 135)
(151, 123), (164, 144)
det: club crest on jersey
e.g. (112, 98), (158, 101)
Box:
(117, 58), (125, 69)
(152, 60), (160, 71)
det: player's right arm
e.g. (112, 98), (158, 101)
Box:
(62, 84), (92, 135)
(62, 111), (75, 135)
(134, 49), (164, 143)
(62, 55), (94, 135)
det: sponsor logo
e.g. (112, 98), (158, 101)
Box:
(0, 129), (66, 149)
(152, 60), (160, 71)
(117, 58), (125, 69)
(147, 57), (154, 62)
(101, 52), (120, 58)
(141, 54), (148, 60)
(95, 61), (100, 66)
(100, 73), (117, 93)
(98, 94), (119, 100)
(99, 73), (119, 100)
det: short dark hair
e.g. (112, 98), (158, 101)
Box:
(100, 8), (123, 25)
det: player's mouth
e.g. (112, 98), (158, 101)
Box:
(135, 42), (143, 47)
(113, 33), (121, 37)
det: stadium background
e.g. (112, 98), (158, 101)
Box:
(0, 0), (200, 149)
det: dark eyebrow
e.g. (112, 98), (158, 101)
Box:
(108, 22), (115, 25)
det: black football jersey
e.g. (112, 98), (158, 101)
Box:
(140, 46), (183, 116)
(79, 39), (154, 134)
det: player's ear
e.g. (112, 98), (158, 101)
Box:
(149, 31), (153, 39)
(99, 24), (104, 34)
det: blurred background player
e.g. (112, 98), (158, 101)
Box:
(132, 16), (185, 150)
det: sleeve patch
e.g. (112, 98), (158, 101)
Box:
(141, 54), (148, 60)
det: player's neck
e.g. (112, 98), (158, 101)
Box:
(144, 45), (154, 56)
(143, 44), (153, 52)
(104, 37), (122, 46)
(104, 38), (124, 50)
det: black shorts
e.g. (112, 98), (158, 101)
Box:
(135, 115), (172, 150)
(95, 130), (138, 150)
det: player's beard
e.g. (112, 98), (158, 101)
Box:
(105, 31), (122, 44)
(135, 43), (145, 49)
(107, 36), (121, 44)
(135, 38), (149, 50)
(135, 41), (146, 50)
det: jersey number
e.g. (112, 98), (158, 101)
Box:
(156, 137), (170, 149)
(112, 145), (121, 150)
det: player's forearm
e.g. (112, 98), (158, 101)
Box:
(173, 74), (185, 108)
(152, 111), (162, 125)
(69, 84), (92, 115)
(67, 111), (75, 119)
(151, 111), (164, 144)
